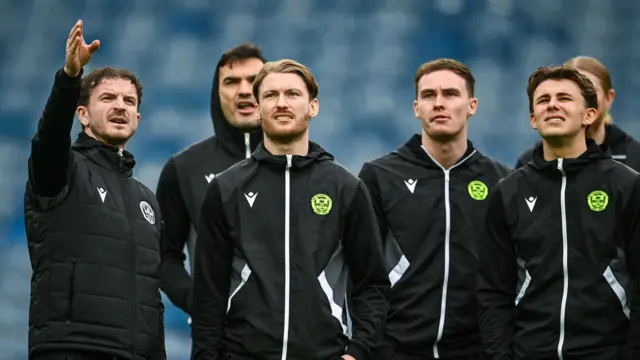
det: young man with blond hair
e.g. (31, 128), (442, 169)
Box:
(191, 59), (390, 360)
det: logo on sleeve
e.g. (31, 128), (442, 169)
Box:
(468, 180), (488, 200)
(311, 193), (332, 215)
(140, 201), (156, 224)
(587, 190), (608, 212)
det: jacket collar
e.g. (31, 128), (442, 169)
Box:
(251, 141), (334, 169)
(71, 132), (135, 177)
(394, 134), (480, 169)
(529, 137), (611, 173)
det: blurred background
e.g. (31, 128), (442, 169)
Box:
(1, 0), (639, 358)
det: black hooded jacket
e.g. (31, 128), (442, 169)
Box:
(191, 142), (390, 360)
(478, 139), (640, 359)
(514, 124), (640, 171)
(155, 59), (263, 315)
(24, 68), (165, 359)
(358, 134), (511, 358)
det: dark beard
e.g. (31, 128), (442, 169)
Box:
(266, 129), (306, 145)
(233, 121), (261, 132)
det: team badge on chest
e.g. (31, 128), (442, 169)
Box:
(311, 193), (332, 215)
(140, 201), (156, 224)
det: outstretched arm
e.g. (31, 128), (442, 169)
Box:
(29, 20), (100, 204)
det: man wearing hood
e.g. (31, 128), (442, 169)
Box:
(156, 43), (266, 317)
(478, 65), (640, 359)
(191, 59), (390, 360)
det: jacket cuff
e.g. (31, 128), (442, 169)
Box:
(344, 342), (367, 360)
(55, 68), (83, 87)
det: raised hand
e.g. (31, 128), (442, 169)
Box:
(64, 20), (100, 77)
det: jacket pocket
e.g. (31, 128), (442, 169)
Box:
(65, 261), (77, 321)
(603, 266), (630, 319)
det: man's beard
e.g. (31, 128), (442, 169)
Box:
(233, 119), (261, 132)
(93, 127), (133, 148)
(264, 114), (309, 144)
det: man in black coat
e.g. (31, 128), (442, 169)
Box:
(24, 20), (165, 360)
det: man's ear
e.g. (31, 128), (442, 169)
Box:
(530, 113), (538, 130)
(583, 107), (598, 127)
(309, 98), (319, 118)
(77, 106), (89, 127)
(467, 97), (478, 118)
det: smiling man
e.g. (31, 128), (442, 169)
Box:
(359, 58), (511, 360)
(191, 59), (390, 360)
(25, 20), (165, 359)
(155, 44), (266, 318)
(477, 65), (640, 359)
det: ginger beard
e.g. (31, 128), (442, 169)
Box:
(258, 72), (318, 143)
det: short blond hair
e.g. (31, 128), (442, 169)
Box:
(564, 56), (614, 124)
(252, 59), (319, 103)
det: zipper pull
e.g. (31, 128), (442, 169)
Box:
(244, 132), (251, 159)
(557, 158), (563, 171)
(286, 154), (293, 168)
(117, 148), (123, 157)
(444, 170), (450, 182)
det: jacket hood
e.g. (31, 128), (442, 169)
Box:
(210, 58), (263, 158)
(529, 137), (611, 173)
(252, 141), (334, 169)
(71, 131), (135, 176)
(394, 134), (480, 169)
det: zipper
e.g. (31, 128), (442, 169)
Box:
(244, 133), (251, 159)
(66, 260), (76, 322)
(433, 169), (452, 359)
(421, 146), (476, 359)
(118, 149), (137, 359)
(557, 158), (568, 360)
(281, 155), (293, 360)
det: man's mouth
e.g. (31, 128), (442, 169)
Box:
(431, 114), (450, 122)
(237, 101), (256, 115)
(273, 113), (294, 121)
(544, 116), (565, 123)
(109, 117), (128, 125)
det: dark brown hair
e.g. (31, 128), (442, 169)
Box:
(527, 65), (598, 113)
(252, 59), (319, 103)
(218, 43), (267, 70)
(78, 67), (143, 109)
(414, 58), (475, 98)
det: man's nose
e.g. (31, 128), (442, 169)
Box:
(433, 94), (445, 108)
(238, 80), (252, 97)
(276, 93), (288, 108)
(547, 97), (560, 110)
(114, 96), (126, 109)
